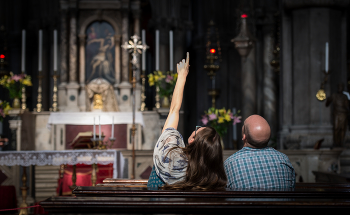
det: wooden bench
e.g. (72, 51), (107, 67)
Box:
(40, 181), (350, 214)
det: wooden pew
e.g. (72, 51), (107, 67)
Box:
(40, 181), (350, 214)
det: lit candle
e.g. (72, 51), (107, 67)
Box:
(93, 117), (96, 139)
(99, 115), (101, 139)
(325, 42), (329, 73)
(142, 29), (146, 71)
(111, 116), (114, 138)
(38, 30), (43, 71)
(155, 30), (159, 71)
(54, 30), (57, 71)
(169, 30), (173, 72)
(21, 30), (26, 73)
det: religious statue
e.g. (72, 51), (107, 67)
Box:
(86, 78), (120, 112)
(93, 94), (103, 110)
(326, 83), (349, 147)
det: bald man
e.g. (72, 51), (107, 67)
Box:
(224, 115), (295, 189)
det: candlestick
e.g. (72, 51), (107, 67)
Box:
(99, 116), (101, 139)
(54, 30), (57, 71)
(325, 42), (329, 73)
(111, 116), (114, 138)
(142, 29), (146, 71)
(21, 30), (26, 72)
(155, 30), (159, 71)
(38, 30), (43, 71)
(93, 117), (96, 139)
(169, 30), (173, 71)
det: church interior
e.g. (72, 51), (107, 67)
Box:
(1, 0), (350, 214)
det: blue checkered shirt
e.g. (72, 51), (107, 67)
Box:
(224, 147), (295, 189)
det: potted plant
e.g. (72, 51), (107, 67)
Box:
(201, 107), (241, 148)
(0, 72), (32, 108)
(148, 71), (178, 108)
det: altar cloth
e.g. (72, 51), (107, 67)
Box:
(47, 112), (145, 127)
(0, 149), (124, 178)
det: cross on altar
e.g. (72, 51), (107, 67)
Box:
(122, 35), (149, 67)
(121, 35), (148, 179)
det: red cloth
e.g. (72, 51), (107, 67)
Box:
(57, 164), (113, 195)
(0, 186), (17, 213)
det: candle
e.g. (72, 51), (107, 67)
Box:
(21, 30), (26, 72)
(93, 117), (96, 139)
(99, 115), (101, 139)
(111, 116), (114, 138)
(169, 30), (173, 72)
(142, 29), (146, 71)
(38, 30), (43, 71)
(155, 30), (159, 71)
(325, 42), (329, 73)
(54, 30), (57, 71)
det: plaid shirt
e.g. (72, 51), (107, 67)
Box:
(224, 147), (295, 189)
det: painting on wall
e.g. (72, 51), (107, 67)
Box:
(85, 21), (115, 84)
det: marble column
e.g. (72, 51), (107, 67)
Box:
(262, 22), (277, 141)
(58, 8), (68, 111)
(78, 34), (86, 111)
(241, 48), (257, 121)
(279, 0), (349, 149)
(119, 9), (132, 112)
(66, 11), (80, 112)
(279, 10), (293, 148)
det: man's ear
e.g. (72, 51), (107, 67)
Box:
(242, 133), (246, 141)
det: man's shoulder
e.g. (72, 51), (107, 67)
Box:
(224, 147), (289, 164)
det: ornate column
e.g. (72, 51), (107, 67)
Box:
(118, 9), (132, 112)
(58, 6), (68, 111)
(232, 15), (256, 121)
(114, 34), (121, 85)
(66, 9), (80, 112)
(78, 34), (86, 111)
(262, 15), (277, 141)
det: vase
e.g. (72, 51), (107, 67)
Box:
(220, 137), (225, 149)
(161, 96), (170, 108)
(12, 97), (20, 109)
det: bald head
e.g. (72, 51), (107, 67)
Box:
(242, 115), (271, 148)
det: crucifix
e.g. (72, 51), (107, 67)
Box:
(121, 35), (148, 179)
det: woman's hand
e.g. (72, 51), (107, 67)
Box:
(177, 52), (189, 77)
(162, 52), (190, 133)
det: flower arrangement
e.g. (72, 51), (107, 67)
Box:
(148, 71), (178, 98)
(0, 100), (11, 122)
(201, 107), (241, 138)
(0, 72), (32, 99)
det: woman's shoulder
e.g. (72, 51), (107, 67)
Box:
(161, 127), (184, 140)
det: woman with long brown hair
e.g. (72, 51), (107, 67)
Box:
(147, 53), (227, 190)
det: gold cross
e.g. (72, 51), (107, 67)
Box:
(121, 35), (149, 67)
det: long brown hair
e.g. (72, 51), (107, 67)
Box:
(163, 126), (227, 190)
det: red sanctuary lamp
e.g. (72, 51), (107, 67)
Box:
(241, 14), (248, 18)
(0, 54), (8, 78)
(210, 48), (216, 54)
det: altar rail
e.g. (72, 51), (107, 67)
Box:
(40, 183), (350, 214)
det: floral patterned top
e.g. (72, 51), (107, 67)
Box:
(152, 127), (187, 185)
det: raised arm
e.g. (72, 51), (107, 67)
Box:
(162, 52), (190, 133)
